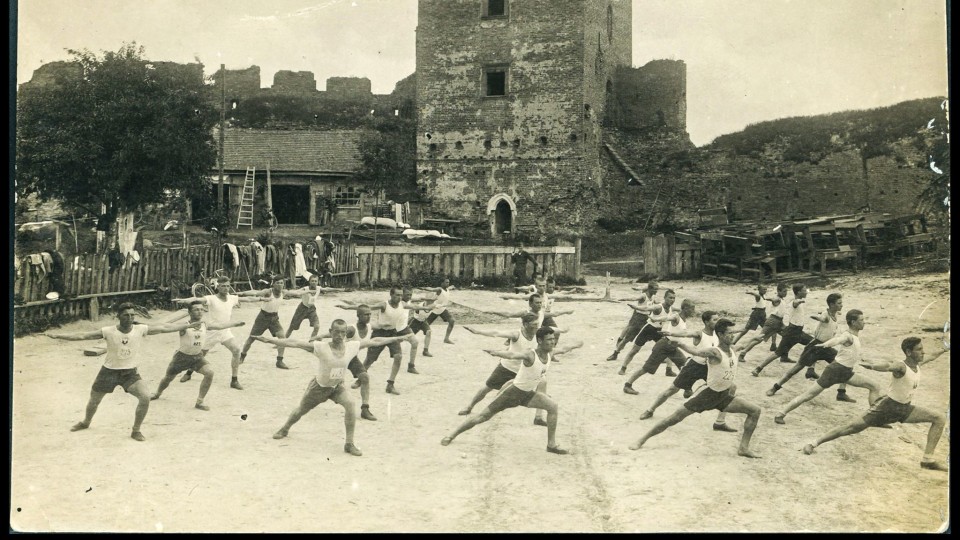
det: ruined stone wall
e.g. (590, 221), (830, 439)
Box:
(607, 61), (687, 132)
(326, 77), (373, 100)
(22, 61), (83, 89)
(272, 70), (318, 94)
(211, 65), (262, 103)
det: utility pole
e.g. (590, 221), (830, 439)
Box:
(218, 63), (226, 209)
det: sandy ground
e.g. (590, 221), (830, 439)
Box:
(10, 267), (950, 532)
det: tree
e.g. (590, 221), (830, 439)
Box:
(355, 109), (419, 203)
(16, 43), (218, 252)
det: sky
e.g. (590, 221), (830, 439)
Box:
(14, 0), (949, 146)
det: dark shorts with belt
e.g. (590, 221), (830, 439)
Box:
(365, 328), (409, 362)
(409, 318), (431, 335)
(673, 360), (708, 391)
(746, 308), (767, 331)
(816, 362), (855, 388)
(862, 397), (915, 427)
(641, 338), (688, 374)
(775, 325), (813, 356)
(92, 366), (142, 393)
(250, 310), (284, 337)
(798, 340), (838, 367)
(485, 363), (518, 390)
(166, 351), (209, 376)
(632, 324), (663, 347)
(684, 385), (737, 413)
(486, 383), (536, 414)
(426, 309), (453, 324)
(623, 311), (649, 341)
(299, 379), (346, 411)
(288, 304), (320, 330)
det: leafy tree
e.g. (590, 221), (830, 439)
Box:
(16, 43), (218, 251)
(355, 108), (419, 203)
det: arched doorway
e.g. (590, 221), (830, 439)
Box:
(494, 200), (512, 235)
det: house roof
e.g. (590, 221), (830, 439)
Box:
(222, 129), (367, 174)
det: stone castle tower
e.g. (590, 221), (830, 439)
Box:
(415, 0), (687, 238)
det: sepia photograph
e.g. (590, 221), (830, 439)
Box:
(11, 0), (950, 533)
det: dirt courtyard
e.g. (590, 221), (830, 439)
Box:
(10, 267), (950, 532)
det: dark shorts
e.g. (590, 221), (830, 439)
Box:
(623, 312), (648, 341)
(761, 315), (784, 336)
(862, 397), (915, 427)
(365, 328), (404, 362)
(347, 357), (366, 378)
(486, 383), (536, 414)
(299, 378), (346, 411)
(746, 308), (767, 331)
(166, 351), (209, 376)
(250, 311), (284, 337)
(632, 324), (663, 347)
(798, 340), (838, 367)
(91, 366), (142, 394)
(775, 325), (813, 356)
(288, 304), (320, 331)
(426, 309), (453, 324)
(485, 363), (518, 390)
(684, 386), (736, 413)
(409, 318), (431, 335)
(673, 360), (708, 391)
(816, 362), (855, 388)
(641, 338), (688, 374)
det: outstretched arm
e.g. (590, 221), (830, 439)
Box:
(174, 296), (208, 305)
(660, 327), (701, 339)
(745, 291), (761, 300)
(810, 313), (830, 323)
(486, 309), (530, 319)
(860, 360), (906, 374)
(671, 339), (722, 362)
(236, 289), (267, 297)
(554, 340), (585, 356)
(254, 335), (314, 352)
(207, 321), (247, 331)
(43, 329), (106, 341)
(146, 320), (203, 335)
(482, 348), (533, 361)
(549, 308), (575, 317)
(920, 346), (949, 366)
(817, 333), (854, 350)
(463, 326), (517, 339)
(358, 335), (409, 350)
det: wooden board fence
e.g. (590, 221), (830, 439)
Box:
(642, 235), (702, 278)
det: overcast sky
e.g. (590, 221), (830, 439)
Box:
(15, 0), (949, 146)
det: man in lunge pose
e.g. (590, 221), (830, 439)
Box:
(150, 301), (246, 410)
(238, 276), (292, 369)
(622, 298), (696, 393)
(732, 284), (775, 346)
(44, 303), (202, 441)
(774, 309), (883, 424)
(633, 310), (737, 433)
(257, 319), (408, 456)
(802, 337), (949, 472)
(418, 278), (458, 345)
(629, 319), (762, 458)
(175, 277), (264, 390)
(606, 280), (659, 362)
(736, 282), (789, 363)
(311, 305), (380, 421)
(441, 327), (583, 454)
(752, 283), (810, 376)
(617, 289), (678, 376)
(487, 293), (575, 330)
(766, 293), (852, 396)
(283, 274), (342, 341)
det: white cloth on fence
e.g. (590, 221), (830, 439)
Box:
(251, 241), (265, 275)
(293, 243), (312, 279)
(226, 243), (240, 271)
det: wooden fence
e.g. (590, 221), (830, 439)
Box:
(354, 245), (579, 284)
(642, 234), (701, 278)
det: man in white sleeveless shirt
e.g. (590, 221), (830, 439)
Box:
(255, 319), (408, 456)
(803, 337), (949, 472)
(629, 319), (763, 458)
(774, 309), (884, 424)
(441, 327), (583, 455)
(283, 274), (342, 341)
(607, 280), (660, 362)
(150, 300), (246, 410)
(311, 304), (379, 421)
(418, 278), (458, 345)
(238, 276), (292, 369)
(766, 293), (849, 395)
(618, 289), (678, 376)
(736, 282), (789, 362)
(45, 302), (202, 442)
(752, 283), (811, 375)
(623, 298), (696, 394)
(732, 284), (773, 346)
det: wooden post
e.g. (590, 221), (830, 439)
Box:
(89, 296), (100, 321)
(604, 271), (611, 300)
(573, 236), (582, 280)
(266, 160), (273, 210)
(55, 224), (61, 252)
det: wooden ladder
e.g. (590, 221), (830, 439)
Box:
(236, 166), (255, 229)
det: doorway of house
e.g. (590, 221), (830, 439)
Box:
(494, 200), (512, 235)
(271, 186), (310, 224)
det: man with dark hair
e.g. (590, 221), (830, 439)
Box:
(622, 298), (695, 393)
(150, 300), (246, 410)
(774, 309), (884, 424)
(606, 280), (659, 362)
(256, 319), (409, 456)
(418, 278), (458, 345)
(238, 275), (291, 369)
(732, 284), (773, 346)
(283, 274), (342, 341)
(752, 283), (810, 375)
(803, 337), (949, 472)
(736, 282), (789, 362)
(441, 326), (583, 454)
(629, 319), (763, 458)
(44, 303), (202, 441)
(618, 289), (678, 376)
(311, 304), (379, 421)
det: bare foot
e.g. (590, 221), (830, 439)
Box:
(628, 441), (644, 451)
(802, 444), (815, 455)
(150, 393), (161, 400)
(444, 339), (455, 344)
(457, 408), (471, 416)
(195, 402), (210, 411)
(70, 421), (90, 432)
(131, 431), (146, 442)
(737, 448), (762, 458)
(440, 437), (453, 446)
(273, 429), (289, 440)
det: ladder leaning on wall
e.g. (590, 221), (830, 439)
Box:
(236, 166), (256, 229)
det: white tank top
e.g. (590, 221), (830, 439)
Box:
(886, 361), (919, 404)
(300, 286), (321, 308)
(347, 324), (370, 342)
(833, 332), (862, 368)
(501, 328), (537, 372)
(312, 341), (361, 387)
(102, 324), (149, 369)
(542, 292), (554, 313)
(261, 290), (284, 313)
(784, 299), (805, 327)
(178, 322), (206, 355)
(754, 296), (766, 309)
(668, 315), (693, 347)
(381, 301), (408, 331)
(204, 294), (238, 326)
(690, 330), (719, 365)
(773, 297), (790, 318)
(811, 311), (839, 342)
(431, 288), (451, 314)
(412, 301), (430, 321)
(705, 346), (737, 392)
(513, 349), (550, 391)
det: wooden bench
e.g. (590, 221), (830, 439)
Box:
(813, 245), (860, 276)
(328, 270), (360, 287)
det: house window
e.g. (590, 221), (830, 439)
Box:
(483, 0), (507, 18)
(483, 65), (508, 97)
(334, 186), (361, 207)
